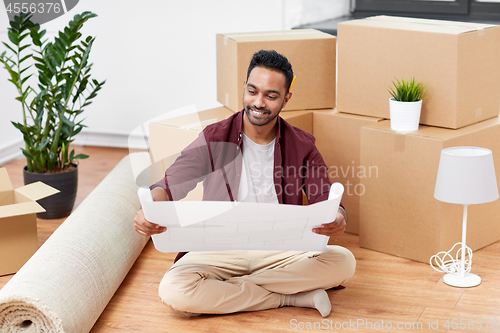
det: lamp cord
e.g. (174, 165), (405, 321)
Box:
(429, 242), (473, 274)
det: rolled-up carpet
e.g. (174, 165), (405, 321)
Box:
(0, 153), (150, 333)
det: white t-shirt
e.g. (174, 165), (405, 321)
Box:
(237, 133), (279, 204)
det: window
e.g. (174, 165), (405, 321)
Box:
(354, 0), (500, 21)
(470, 0), (500, 20)
(356, 0), (468, 15)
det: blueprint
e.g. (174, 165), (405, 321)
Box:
(138, 183), (344, 252)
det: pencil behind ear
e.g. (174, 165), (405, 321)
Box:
(289, 76), (296, 92)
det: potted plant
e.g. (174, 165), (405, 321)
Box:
(0, 12), (105, 218)
(388, 77), (425, 133)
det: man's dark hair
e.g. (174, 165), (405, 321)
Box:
(246, 50), (294, 92)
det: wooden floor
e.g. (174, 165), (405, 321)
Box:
(2, 146), (500, 333)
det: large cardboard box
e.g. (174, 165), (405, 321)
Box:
(313, 110), (384, 234)
(217, 29), (336, 112)
(337, 16), (500, 129)
(359, 117), (500, 263)
(0, 168), (58, 276)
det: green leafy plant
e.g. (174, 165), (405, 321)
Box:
(388, 77), (424, 102)
(0, 12), (105, 173)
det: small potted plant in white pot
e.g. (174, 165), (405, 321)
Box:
(388, 77), (425, 133)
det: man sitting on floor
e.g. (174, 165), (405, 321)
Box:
(134, 49), (356, 317)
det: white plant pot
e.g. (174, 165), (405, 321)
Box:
(389, 98), (422, 133)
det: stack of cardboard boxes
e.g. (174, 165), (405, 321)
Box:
(337, 16), (500, 263)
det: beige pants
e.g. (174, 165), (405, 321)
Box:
(158, 245), (356, 314)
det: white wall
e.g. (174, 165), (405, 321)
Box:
(0, 0), (350, 164)
(284, 0), (351, 28)
(0, 28), (25, 163)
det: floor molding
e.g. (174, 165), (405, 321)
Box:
(73, 129), (149, 150)
(0, 140), (24, 166)
(0, 131), (149, 166)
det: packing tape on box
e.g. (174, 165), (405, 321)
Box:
(223, 30), (317, 46)
(476, 108), (483, 119)
(180, 118), (218, 130)
(394, 134), (406, 153)
(0, 153), (149, 333)
(365, 16), (491, 36)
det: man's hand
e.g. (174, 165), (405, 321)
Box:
(134, 187), (169, 237)
(312, 210), (346, 237)
(134, 209), (167, 236)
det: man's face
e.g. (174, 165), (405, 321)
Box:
(242, 66), (292, 127)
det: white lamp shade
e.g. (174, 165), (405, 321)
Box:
(434, 147), (499, 205)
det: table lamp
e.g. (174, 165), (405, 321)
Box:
(431, 147), (499, 288)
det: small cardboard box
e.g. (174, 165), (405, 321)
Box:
(313, 110), (384, 234)
(0, 168), (59, 276)
(359, 117), (500, 263)
(337, 16), (500, 129)
(148, 106), (236, 200)
(217, 29), (336, 112)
